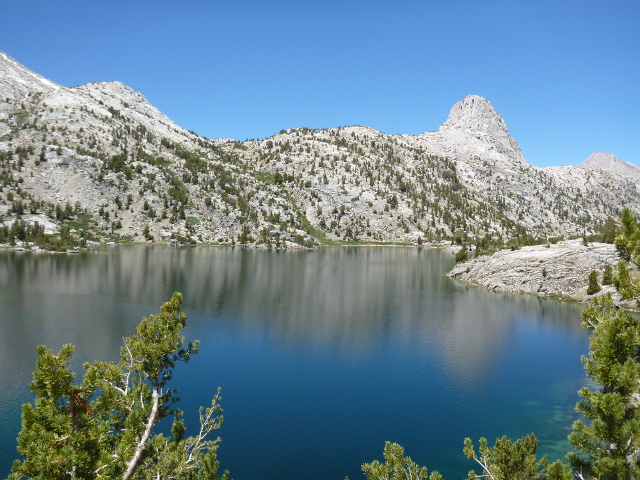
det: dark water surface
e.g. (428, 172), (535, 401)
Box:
(0, 246), (589, 479)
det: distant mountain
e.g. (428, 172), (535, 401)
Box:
(0, 50), (638, 249)
(578, 151), (640, 179)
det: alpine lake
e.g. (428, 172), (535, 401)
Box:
(0, 245), (590, 480)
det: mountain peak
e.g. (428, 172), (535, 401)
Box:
(578, 151), (640, 179)
(439, 95), (508, 136)
(432, 95), (524, 165)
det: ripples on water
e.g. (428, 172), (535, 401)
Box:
(0, 246), (589, 479)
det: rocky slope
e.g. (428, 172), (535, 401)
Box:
(0, 50), (639, 249)
(0, 51), (318, 248)
(578, 151), (640, 179)
(448, 240), (623, 303)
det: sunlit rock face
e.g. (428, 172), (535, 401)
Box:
(439, 95), (524, 161)
(579, 151), (640, 179)
(1, 50), (639, 247)
(449, 240), (621, 303)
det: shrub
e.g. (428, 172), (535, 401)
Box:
(587, 270), (601, 295)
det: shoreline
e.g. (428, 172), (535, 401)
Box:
(448, 239), (638, 310)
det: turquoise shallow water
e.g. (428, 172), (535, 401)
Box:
(0, 246), (589, 479)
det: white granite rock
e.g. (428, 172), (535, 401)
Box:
(449, 240), (620, 302)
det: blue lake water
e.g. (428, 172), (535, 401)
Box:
(0, 246), (589, 479)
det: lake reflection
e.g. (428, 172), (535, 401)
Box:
(0, 246), (589, 479)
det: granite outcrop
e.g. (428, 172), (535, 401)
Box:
(448, 240), (624, 304)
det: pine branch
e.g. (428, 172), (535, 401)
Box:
(123, 385), (160, 480)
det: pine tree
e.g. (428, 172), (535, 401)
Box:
(455, 246), (468, 263)
(614, 259), (640, 301)
(600, 216), (618, 244)
(614, 207), (640, 264)
(602, 264), (613, 286)
(586, 270), (601, 295)
(612, 208), (640, 300)
(358, 442), (442, 480)
(567, 294), (640, 480)
(463, 434), (572, 480)
(8, 292), (229, 480)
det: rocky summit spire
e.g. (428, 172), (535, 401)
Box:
(436, 95), (524, 164)
(439, 95), (509, 137)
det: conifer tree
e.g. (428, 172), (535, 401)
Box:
(8, 292), (229, 480)
(463, 434), (572, 480)
(602, 264), (613, 286)
(614, 207), (640, 265)
(586, 270), (601, 295)
(612, 208), (640, 300)
(600, 216), (618, 244)
(358, 442), (442, 480)
(567, 294), (640, 480)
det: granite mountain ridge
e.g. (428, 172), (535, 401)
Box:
(0, 50), (638, 249)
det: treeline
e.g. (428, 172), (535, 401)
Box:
(0, 220), (87, 251)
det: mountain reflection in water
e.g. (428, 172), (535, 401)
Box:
(0, 246), (588, 480)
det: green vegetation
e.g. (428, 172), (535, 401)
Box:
(600, 216), (617, 244)
(454, 246), (468, 263)
(567, 294), (640, 479)
(602, 264), (613, 285)
(463, 434), (571, 480)
(8, 293), (228, 480)
(0, 218), (93, 252)
(612, 207), (640, 300)
(586, 270), (601, 295)
(615, 208), (639, 260)
(358, 442), (442, 480)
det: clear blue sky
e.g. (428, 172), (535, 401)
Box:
(1, 1), (638, 167)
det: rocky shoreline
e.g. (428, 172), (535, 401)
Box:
(448, 240), (635, 308)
